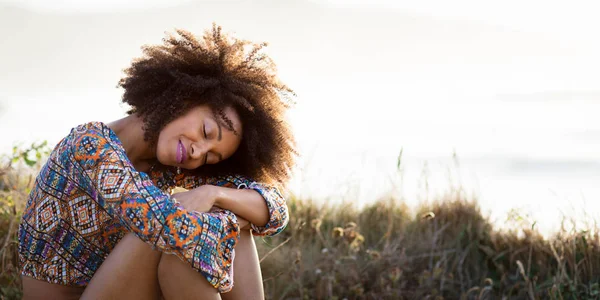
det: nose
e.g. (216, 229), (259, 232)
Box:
(190, 142), (209, 161)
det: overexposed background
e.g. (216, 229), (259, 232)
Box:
(1, 0), (599, 235)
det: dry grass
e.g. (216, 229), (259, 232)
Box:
(0, 164), (33, 299)
(256, 194), (600, 300)
(1, 162), (600, 299)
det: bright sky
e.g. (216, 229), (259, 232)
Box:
(1, 0), (599, 234)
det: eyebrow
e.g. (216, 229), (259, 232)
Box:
(215, 119), (223, 162)
(216, 120), (222, 141)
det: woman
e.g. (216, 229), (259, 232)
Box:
(18, 24), (296, 299)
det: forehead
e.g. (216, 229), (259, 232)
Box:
(214, 109), (243, 159)
(212, 106), (243, 134)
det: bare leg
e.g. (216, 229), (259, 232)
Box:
(22, 276), (85, 300)
(81, 230), (262, 299)
(157, 253), (222, 300)
(220, 229), (264, 300)
(81, 233), (163, 300)
(157, 229), (263, 300)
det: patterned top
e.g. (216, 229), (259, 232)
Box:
(18, 121), (289, 293)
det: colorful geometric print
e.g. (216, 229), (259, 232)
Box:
(152, 168), (290, 237)
(18, 121), (289, 293)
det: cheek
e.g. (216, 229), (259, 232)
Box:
(216, 137), (240, 161)
(227, 137), (243, 157)
(155, 132), (172, 160)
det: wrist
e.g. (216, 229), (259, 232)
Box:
(211, 185), (228, 208)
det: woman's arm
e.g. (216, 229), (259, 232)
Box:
(213, 187), (269, 228)
(171, 173), (289, 236)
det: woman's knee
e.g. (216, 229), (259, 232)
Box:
(81, 233), (163, 300)
(236, 229), (255, 249)
(220, 229), (263, 300)
(158, 253), (221, 300)
(158, 230), (256, 300)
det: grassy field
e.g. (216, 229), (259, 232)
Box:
(1, 154), (600, 299)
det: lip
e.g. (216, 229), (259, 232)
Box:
(177, 140), (187, 164)
(181, 141), (187, 164)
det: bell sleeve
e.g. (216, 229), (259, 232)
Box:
(172, 173), (289, 237)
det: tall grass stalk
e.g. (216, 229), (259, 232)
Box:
(1, 152), (599, 299)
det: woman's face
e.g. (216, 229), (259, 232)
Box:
(156, 105), (243, 170)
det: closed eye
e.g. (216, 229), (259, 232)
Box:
(203, 124), (207, 139)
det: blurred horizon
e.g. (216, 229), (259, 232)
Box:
(1, 0), (599, 235)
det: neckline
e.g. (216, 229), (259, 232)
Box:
(93, 121), (162, 174)
(91, 121), (136, 168)
(95, 121), (126, 150)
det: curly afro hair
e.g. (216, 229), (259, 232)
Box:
(118, 24), (297, 187)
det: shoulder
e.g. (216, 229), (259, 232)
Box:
(69, 121), (117, 145)
(69, 122), (110, 153)
(66, 121), (128, 167)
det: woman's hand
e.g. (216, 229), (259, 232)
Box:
(172, 185), (251, 229)
(172, 185), (218, 213)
